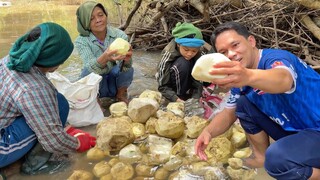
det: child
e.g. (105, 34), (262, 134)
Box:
(156, 22), (210, 102)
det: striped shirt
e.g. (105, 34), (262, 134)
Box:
(0, 56), (78, 153)
(74, 25), (132, 75)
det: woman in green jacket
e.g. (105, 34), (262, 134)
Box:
(75, 1), (134, 104)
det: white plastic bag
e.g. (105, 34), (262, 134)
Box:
(48, 72), (104, 127)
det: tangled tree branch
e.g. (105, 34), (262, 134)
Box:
(118, 0), (142, 31)
(122, 0), (320, 67)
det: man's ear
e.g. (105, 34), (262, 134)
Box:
(248, 35), (256, 48)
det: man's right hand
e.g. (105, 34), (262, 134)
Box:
(195, 128), (212, 160)
(66, 127), (96, 152)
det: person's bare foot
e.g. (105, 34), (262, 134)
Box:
(242, 153), (265, 168)
(243, 131), (269, 169)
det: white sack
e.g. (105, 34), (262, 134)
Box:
(48, 72), (103, 127)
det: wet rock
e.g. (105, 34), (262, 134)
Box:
(109, 101), (127, 117)
(154, 167), (170, 180)
(91, 89), (257, 179)
(228, 158), (243, 169)
(145, 117), (157, 134)
(168, 169), (201, 180)
(92, 161), (111, 178)
(190, 161), (210, 176)
(127, 97), (159, 123)
(226, 166), (257, 180)
(184, 116), (209, 139)
(67, 170), (93, 180)
(86, 146), (109, 161)
(100, 174), (113, 180)
(166, 102), (185, 118)
(204, 166), (229, 180)
(231, 124), (247, 148)
(96, 116), (135, 151)
(163, 155), (183, 171)
(139, 89), (162, 103)
(110, 162), (135, 180)
(205, 137), (233, 164)
(108, 158), (120, 166)
(142, 135), (173, 165)
(178, 139), (202, 165)
(131, 122), (146, 139)
(171, 141), (188, 157)
(231, 130), (247, 148)
(155, 111), (185, 139)
(233, 147), (252, 159)
(119, 144), (143, 164)
(135, 163), (156, 177)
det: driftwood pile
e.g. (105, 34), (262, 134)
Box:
(118, 0), (320, 69)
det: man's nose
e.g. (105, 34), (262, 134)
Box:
(227, 50), (237, 60)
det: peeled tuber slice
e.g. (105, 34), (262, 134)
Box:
(191, 53), (230, 82)
(109, 38), (130, 55)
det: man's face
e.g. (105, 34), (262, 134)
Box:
(214, 29), (257, 68)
